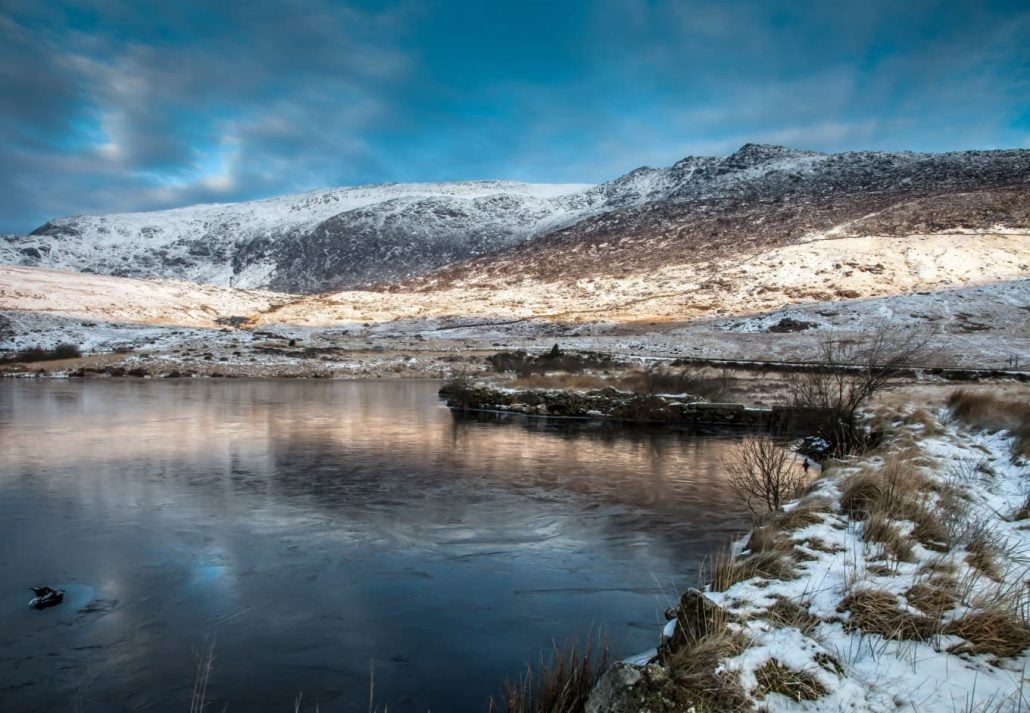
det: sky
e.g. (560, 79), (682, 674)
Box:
(0, 0), (1027, 233)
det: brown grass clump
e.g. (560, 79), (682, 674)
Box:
(770, 498), (833, 530)
(964, 520), (1004, 581)
(904, 580), (958, 616)
(489, 635), (609, 713)
(745, 526), (784, 554)
(665, 634), (750, 712)
(947, 389), (1030, 461)
(623, 365), (730, 400)
(763, 596), (820, 635)
(711, 550), (798, 592)
(836, 590), (937, 640)
(839, 469), (886, 520)
(753, 660), (827, 702)
(1013, 493), (1030, 522)
(943, 611), (1030, 658)
(863, 511), (915, 562)
(662, 590), (751, 712)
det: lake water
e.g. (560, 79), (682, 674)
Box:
(0, 379), (750, 712)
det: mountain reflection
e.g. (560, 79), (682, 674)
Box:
(0, 380), (749, 713)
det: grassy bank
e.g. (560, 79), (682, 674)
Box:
(605, 389), (1029, 712)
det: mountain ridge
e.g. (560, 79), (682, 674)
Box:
(2, 144), (1027, 294)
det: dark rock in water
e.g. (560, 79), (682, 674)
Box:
(798, 435), (831, 459)
(29, 585), (64, 610)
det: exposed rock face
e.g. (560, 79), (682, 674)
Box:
(586, 662), (683, 713)
(2, 145), (1026, 293)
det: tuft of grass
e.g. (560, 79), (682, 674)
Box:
(662, 596), (750, 713)
(711, 549), (798, 592)
(1013, 493), (1030, 522)
(489, 634), (609, 713)
(904, 580), (958, 616)
(947, 389), (1030, 461)
(944, 611), (1030, 658)
(770, 497), (833, 530)
(863, 511), (915, 563)
(836, 589), (937, 641)
(763, 596), (820, 635)
(964, 519), (1005, 581)
(753, 659), (827, 702)
(745, 526), (784, 554)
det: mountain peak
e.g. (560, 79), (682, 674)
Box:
(725, 143), (824, 167)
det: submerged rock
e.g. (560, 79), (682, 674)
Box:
(29, 585), (64, 610)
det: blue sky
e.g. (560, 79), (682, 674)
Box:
(0, 0), (1027, 232)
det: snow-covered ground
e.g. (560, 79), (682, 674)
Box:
(670, 407), (1030, 711)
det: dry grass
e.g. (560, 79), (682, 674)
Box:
(947, 389), (1030, 461)
(944, 611), (1030, 658)
(711, 549), (798, 592)
(837, 587), (1030, 658)
(745, 526), (786, 554)
(840, 454), (960, 554)
(662, 595), (751, 713)
(837, 589), (937, 640)
(1013, 493), (1030, 522)
(770, 497), (833, 530)
(753, 659), (827, 702)
(763, 596), (820, 635)
(863, 511), (915, 562)
(904, 579), (958, 616)
(623, 365), (730, 400)
(964, 519), (1005, 581)
(489, 635), (609, 713)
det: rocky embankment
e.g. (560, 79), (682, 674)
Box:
(440, 382), (831, 431)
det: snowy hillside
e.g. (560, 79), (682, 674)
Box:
(2, 144), (1027, 293)
(0, 181), (602, 293)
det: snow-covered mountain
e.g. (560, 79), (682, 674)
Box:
(2, 144), (1027, 293)
(1, 181), (601, 293)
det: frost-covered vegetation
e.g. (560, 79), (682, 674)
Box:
(600, 392), (1029, 712)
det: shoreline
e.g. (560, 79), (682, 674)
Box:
(586, 390), (1030, 712)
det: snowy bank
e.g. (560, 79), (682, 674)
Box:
(590, 397), (1029, 712)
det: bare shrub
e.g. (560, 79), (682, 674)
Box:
(787, 321), (929, 455)
(727, 437), (808, 516)
(620, 364), (730, 400)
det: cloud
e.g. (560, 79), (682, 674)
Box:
(0, 0), (1026, 233)
(0, 0), (412, 230)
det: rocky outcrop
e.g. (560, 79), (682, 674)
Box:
(440, 384), (833, 432)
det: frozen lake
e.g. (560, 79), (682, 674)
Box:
(0, 379), (749, 712)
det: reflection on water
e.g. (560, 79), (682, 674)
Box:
(0, 380), (749, 712)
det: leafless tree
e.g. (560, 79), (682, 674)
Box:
(786, 319), (930, 454)
(727, 436), (808, 515)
